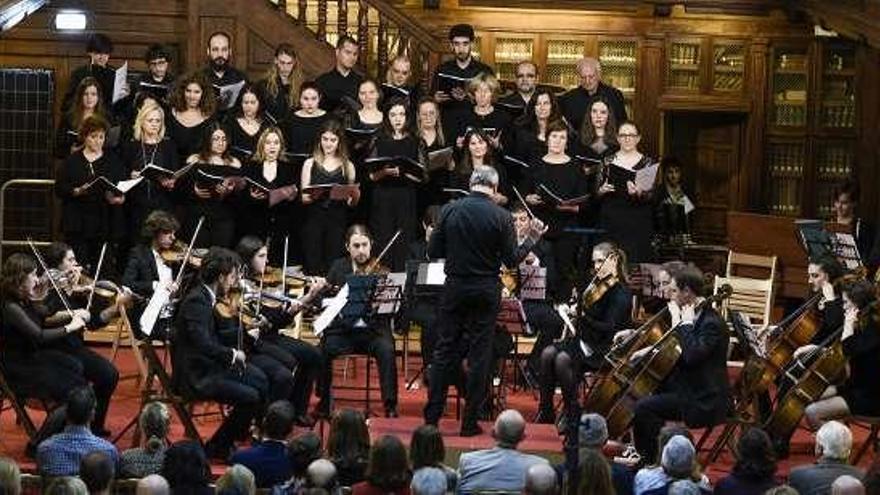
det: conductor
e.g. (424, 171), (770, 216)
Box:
(424, 165), (547, 435)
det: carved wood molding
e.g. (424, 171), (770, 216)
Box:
(796, 0), (880, 49)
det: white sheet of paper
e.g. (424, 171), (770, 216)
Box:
(635, 162), (659, 191)
(113, 62), (128, 104)
(116, 177), (144, 194)
(682, 195), (696, 214)
(218, 80), (246, 110)
(426, 262), (446, 285)
(313, 284), (349, 337)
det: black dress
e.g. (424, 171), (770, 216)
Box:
(302, 160), (351, 275)
(507, 120), (546, 190)
(454, 107), (512, 144)
(166, 114), (215, 162)
(181, 161), (240, 249)
(119, 138), (180, 240)
(369, 134), (423, 272)
(598, 154), (656, 263)
(571, 136), (618, 228)
(225, 117), (268, 163)
(255, 76), (294, 124)
(840, 321), (880, 415)
(239, 160), (299, 263)
(282, 112), (330, 161)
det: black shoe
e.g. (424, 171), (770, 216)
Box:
(385, 407), (399, 418)
(460, 423), (483, 437)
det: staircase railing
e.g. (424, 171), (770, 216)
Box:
(268, 0), (444, 90)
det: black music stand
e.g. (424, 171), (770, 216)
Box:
(497, 297), (534, 394)
(403, 261), (444, 389)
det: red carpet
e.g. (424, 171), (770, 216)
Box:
(1, 344), (875, 481)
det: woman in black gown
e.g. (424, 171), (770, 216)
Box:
(56, 77), (112, 158)
(453, 128), (508, 206)
(301, 119), (358, 275)
(454, 72), (511, 151)
(575, 98), (619, 228)
(282, 82), (330, 161)
(416, 98), (452, 212)
(507, 88), (564, 189)
(165, 72), (216, 163)
(226, 85), (269, 163)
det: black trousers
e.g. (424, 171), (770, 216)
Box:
(424, 278), (500, 426)
(303, 203), (348, 275)
(319, 327), (398, 410)
(524, 300), (564, 372)
(261, 335), (324, 415)
(194, 364), (269, 451)
(61, 344), (119, 431)
(632, 392), (687, 464)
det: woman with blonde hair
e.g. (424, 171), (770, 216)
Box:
(120, 401), (172, 478)
(455, 72), (511, 149)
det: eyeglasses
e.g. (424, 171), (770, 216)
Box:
(618, 133), (640, 138)
(516, 73), (536, 78)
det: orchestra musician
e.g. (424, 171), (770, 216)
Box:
(235, 236), (325, 425)
(537, 242), (631, 434)
(171, 247), (269, 460)
(629, 265), (730, 464)
(317, 225), (399, 418)
(423, 165), (547, 436)
(255, 43), (303, 125)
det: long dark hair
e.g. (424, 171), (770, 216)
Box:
(732, 427), (777, 482)
(366, 435), (411, 491)
(160, 440), (211, 490)
(67, 77), (109, 130)
(235, 235), (265, 278)
(457, 127), (496, 177)
(169, 71), (216, 116)
(380, 96), (413, 138)
(409, 425), (445, 470)
(515, 87), (562, 129)
(0, 253), (37, 303)
(327, 409), (370, 469)
(580, 97), (618, 148)
(197, 123), (234, 163)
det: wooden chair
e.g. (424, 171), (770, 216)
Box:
(726, 250), (778, 282)
(0, 363), (37, 439)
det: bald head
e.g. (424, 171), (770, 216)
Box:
(136, 475), (169, 495)
(832, 475), (865, 495)
(307, 459), (338, 488)
(523, 463), (556, 495)
(494, 409), (526, 448)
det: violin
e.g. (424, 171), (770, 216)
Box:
(355, 258), (391, 276)
(581, 252), (619, 310)
(214, 287), (268, 329)
(159, 241), (206, 268)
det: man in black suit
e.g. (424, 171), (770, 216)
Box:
(558, 57), (627, 133)
(202, 31), (248, 114)
(317, 224), (399, 418)
(498, 61), (538, 114)
(172, 247), (269, 460)
(122, 210), (183, 340)
(315, 35), (364, 114)
(631, 265), (730, 464)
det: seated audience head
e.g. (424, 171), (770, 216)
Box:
(733, 427), (777, 482)
(45, 477), (88, 495)
(335, 35), (360, 71)
(410, 424), (445, 470)
(216, 464), (256, 495)
(668, 479), (701, 495)
(448, 24), (476, 61)
(142, 210), (180, 247)
(523, 463), (557, 495)
(135, 474), (170, 495)
(493, 409), (527, 449)
(306, 459), (338, 489)
(833, 475), (866, 495)
(288, 432), (323, 477)
(366, 435), (411, 491)
(578, 413), (609, 450)
(652, 421), (692, 467)
(327, 408), (370, 466)
(765, 486), (799, 495)
(0, 456), (21, 495)
(261, 400), (296, 441)
(816, 421), (853, 461)
(79, 451), (114, 495)
(411, 467), (447, 495)
(66, 386), (97, 427)
(661, 435), (696, 480)
(139, 401), (171, 452)
(469, 164), (499, 192)
(576, 448), (613, 495)
(160, 440), (211, 491)
(344, 225), (373, 267)
(865, 457), (880, 495)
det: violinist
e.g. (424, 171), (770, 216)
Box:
(318, 224), (399, 419)
(40, 242), (122, 436)
(537, 242), (631, 434)
(631, 266), (730, 464)
(171, 247), (269, 460)
(803, 279), (880, 427)
(121, 210), (183, 340)
(236, 236), (325, 426)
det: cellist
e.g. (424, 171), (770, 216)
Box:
(802, 279), (880, 427)
(537, 241), (631, 436)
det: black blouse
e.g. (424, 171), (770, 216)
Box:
(282, 113), (330, 157)
(54, 150), (126, 238)
(371, 134), (424, 188)
(527, 158), (590, 236)
(166, 114), (215, 161)
(0, 301), (67, 358)
(225, 116), (268, 163)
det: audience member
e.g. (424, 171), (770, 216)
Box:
(410, 425), (458, 491)
(272, 432), (323, 494)
(865, 458), (880, 495)
(641, 435), (709, 495)
(634, 426), (710, 495)
(411, 467), (447, 495)
(669, 479), (702, 495)
(564, 413), (634, 495)
(353, 435), (412, 495)
(0, 456), (21, 495)
(306, 459), (340, 493)
(833, 475), (866, 495)
(327, 408), (371, 486)
(715, 428), (780, 495)
(574, 448), (614, 495)
(37, 386), (119, 477)
(789, 421), (864, 495)
(136, 475), (170, 495)
(231, 400), (296, 488)
(765, 486), (800, 495)
(80, 451), (114, 495)
(160, 440), (212, 495)
(45, 477), (89, 495)
(457, 410), (549, 493)
(120, 401), (171, 478)
(216, 464), (257, 495)
(524, 463), (557, 495)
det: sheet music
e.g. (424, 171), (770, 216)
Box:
(518, 265), (546, 300)
(112, 62), (128, 104)
(425, 262), (446, 285)
(635, 162), (659, 191)
(375, 272), (407, 315)
(314, 284), (349, 336)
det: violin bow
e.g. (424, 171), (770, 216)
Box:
(368, 229), (402, 273)
(511, 185), (537, 219)
(173, 216), (204, 288)
(85, 242), (108, 313)
(281, 235), (289, 296)
(27, 238), (74, 318)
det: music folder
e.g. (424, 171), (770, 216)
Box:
(381, 83), (411, 100)
(214, 80), (246, 110)
(82, 176), (143, 196)
(364, 156), (425, 181)
(537, 183), (590, 206)
(496, 100), (525, 117)
(502, 155), (531, 170)
(141, 162), (194, 182)
(427, 146), (454, 172)
(436, 72), (472, 93)
(606, 163), (636, 190)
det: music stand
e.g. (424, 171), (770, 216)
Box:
(795, 220), (862, 270)
(404, 261), (445, 389)
(497, 297), (534, 392)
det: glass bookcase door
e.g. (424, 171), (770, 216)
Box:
(771, 47), (809, 128)
(599, 39), (637, 117)
(667, 41), (701, 91)
(494, 37), (534, 82)
(820, 44), (856, 130)
(767, 141), (806, 216)
(545, 39), (584, 88)
(712, 42), (745, 92)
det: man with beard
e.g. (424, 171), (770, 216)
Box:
(202, 31), (248, 114)
(315, 35), (364, 115)
(498, 61), (538, 115)
(431, 24), (494, 142)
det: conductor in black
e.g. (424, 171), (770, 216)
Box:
(424, 165), (547, 436)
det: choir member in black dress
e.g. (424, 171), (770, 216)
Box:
(226, 84), (269, 163)
(235, 236), (325, 425)
(654, 156), (696, 241)
(282, 82), (331, 160)
(171, 247), (269, 460)
(183, 124), (241, 248)
(54, 115), (126, 272)
(831, 181), (878, 270)
(255, 43), (303, 125)
(432, 24), (494, 143)
(202, 31), (249, 113)
(537, 242), (632, 435)
(301, 119), (359, 275)
(166, 72), (217, 162)
(239, 127), (299, 263)
(0, 254), (91, 428)
(559, 57), (627, 133)
(802, 279), (880, 426)
(56, 77), (111, 158)
(417, 98), (453, 209)
(119, 102), (180, 243)
(498, 61), (538, 111)
(382, 55), (421, 111)
(349, 79), (385, 133)
(525, 120), (590, 297)
(41, 242), (121, 436)
(455, 72), (511, 150)
(316, 35), (364, 115)
(454, 128), (508, 206)
(318, 225), (399, 418)
(575, 98), (619, 165)
(61, 34), (116, 114)
(368, 97), (426, 272)
(597, 121), (656, 263)
(508, 88), (564, 189)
